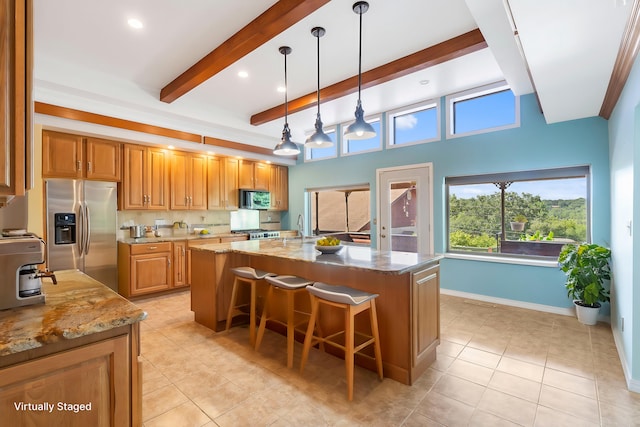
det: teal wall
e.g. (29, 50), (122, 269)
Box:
(286, 93), (610, 309)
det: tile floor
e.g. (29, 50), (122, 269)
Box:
(135, 290), (640, 426)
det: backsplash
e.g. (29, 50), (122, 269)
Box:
(116, 210), (282, 239)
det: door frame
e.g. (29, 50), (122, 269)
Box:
(376, 163), (434, 253)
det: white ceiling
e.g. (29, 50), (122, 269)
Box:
(33, 0), (633, 152)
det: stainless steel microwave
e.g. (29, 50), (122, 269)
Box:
(239, 189), (270, 210)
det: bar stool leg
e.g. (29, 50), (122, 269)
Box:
(286, 289), (295, 368)
(225, 277), (240, 332)
(254, 285), (274, 350)
(370, 299), (383, 380)
(300, 295), (319, 373)
(249, 280), (257, 346)
(345, 305), (355, 401)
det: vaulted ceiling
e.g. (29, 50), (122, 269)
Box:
(33, 0), (635, 152)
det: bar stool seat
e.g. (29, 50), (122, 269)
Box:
(255, 275), (315, 368)
(300, 282), (383, 401)
(225, 266), (275, 346)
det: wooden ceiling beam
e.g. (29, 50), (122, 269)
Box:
(160, 0), (330, 103)
(250, 29), (487, 126)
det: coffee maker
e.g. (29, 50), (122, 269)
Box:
(0, 235), (56, 310)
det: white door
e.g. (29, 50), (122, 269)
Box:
(377, 164), (433, 253)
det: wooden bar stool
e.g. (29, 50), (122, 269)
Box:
(255, 275), (314, 368)
(225, 266), (275, 346)
(300, 282), (383, 401)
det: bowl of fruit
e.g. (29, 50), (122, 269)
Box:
(315, 237), (343, 254)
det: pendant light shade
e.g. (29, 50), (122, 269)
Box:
(305, 27), (333, 148)
(273, 46), (300, 156)
(344, 1), (376, 140)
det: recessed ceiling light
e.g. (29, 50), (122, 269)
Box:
(238, 71), (249, 78)
(419, 79), (430, 85)
(167, 145), (175, 149)
(127, 18), (143, 29)
(277, 86), (286, 93)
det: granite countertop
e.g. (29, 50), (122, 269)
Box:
(0, 270), (147, 357)
(119, 232), (243, 244)
(190, 239), (443, 274)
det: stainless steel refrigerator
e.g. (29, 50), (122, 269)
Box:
(45, 179), (118, 291)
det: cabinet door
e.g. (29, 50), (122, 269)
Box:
(0, 0), (31, 200)
(85, 138), (121, 181)
(238, 159), (254, 189)
(173, 241), (188, 288)
(170, 151), (189, 210)
(0, 335), (130, 427)
(254, 161), (269, 190)
(42, 130), (83, 178)
(412, 265), (440, 367)
(277, 166), (288, 210)
(189, 153), (208, 210)
(122, 144), (146, 209)
(207, 157), (223, 209)
(224, 157), (239, 210)
(147, 147), (169, 210)
(130, 252), (172, 295)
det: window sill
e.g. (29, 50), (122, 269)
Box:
(445, 252), (559, 268)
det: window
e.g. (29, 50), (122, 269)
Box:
(387, 100), (439, 148)
(446, 166), (590, 259)
(446, 82), (519, 139)
(342, 115), (382, 155)
(306, 185), (371, 240)
(304, 126), (337, 162)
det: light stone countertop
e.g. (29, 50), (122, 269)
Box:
(190, 239), (443, 274)
(0, 270), (147, 357)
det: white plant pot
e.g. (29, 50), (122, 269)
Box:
(510, 222), (525, 231)
(574, 301), (600, 325)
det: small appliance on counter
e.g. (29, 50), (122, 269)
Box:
(0, 234), (57, 310)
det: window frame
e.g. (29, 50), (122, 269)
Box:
(341, 114), (383, 157)
(445, 165), (591, 262)
(386, 99), (440, 149)
(303, 125), (338, 162)
(445, 81), (520, 140)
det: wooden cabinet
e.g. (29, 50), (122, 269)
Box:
(170, 151), (207, 210)
(0, 334), (133, 426)
(42, 131), (121, 181)
(239, 159), (269, 190)
(207, 156), (239, 210)
(269, 164), (288, 211)
(411, 264), (440, 369)
(122, 144), (169, 210)
(173, 240), (189, 288)
(118, 242), (172, 297)
(0, 0), (32, 205)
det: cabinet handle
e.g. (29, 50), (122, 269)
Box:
(168, 258), (171, 266)
(381, 234), (386, 238)
(77, 161), (81, 171)
(148, 246), (157, 250)
(87, 161), (92, 172)
(182, 247), (185, 256)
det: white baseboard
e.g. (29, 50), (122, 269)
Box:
(612, 327), (640, 393)
(440, 288), (610, 323)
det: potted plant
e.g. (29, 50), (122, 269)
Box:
(510, 214), (527, 231)
(558, 243), (611, 325)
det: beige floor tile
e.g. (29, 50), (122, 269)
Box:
(142, 384), (190, 422)
(545, 352), (595, 379)
(145, 401), (211, 427)
(458, 346), (502, 369)
(538, 384), (599, 421)
(447, 358), (495, 386)
(415, 391), (475, 426)
(496, 356), (544, 382)
(542, 367), (596, 398)
(469, 409), (521, 426)
(430, 353), (455, 372)
(534, 404), (599, 427)
(503, 341), (548, 366)
(432, 373), (486, 406)
(402, 411), (445, 427)
(190, 381), (250, 420)
(477, 388), (537, 426)
(488, 371), (541, 403)
(437, 339), (465, 358)
(599, 400), (640, 427)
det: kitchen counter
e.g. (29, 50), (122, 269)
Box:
(190, 240), (442, 385)
(190, 238), (443, 274)
(0, 270), (147, 357)
(118, 232), (244, 244)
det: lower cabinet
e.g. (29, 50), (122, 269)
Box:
(118, 242), (173, 297)
(411, 264), (440, 369)
(172, 241), (189, 288)
(0, 325), (141, 426)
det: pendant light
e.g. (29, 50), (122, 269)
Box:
(344, 1), (376, 140)
(273, 46), (300, 156)
(305, 26), (333, 148)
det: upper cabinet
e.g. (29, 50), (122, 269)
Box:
(42, 130), (121, 181)
(238, 159), (269, 190)
(269, 164), (288, 211)
(0, 0), (33, 205)
(171, 151), (207, 210)
(208, 156), (238, 210)
(122, 144), (169, 210)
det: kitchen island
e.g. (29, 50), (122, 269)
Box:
(190, 239), (442, 385)
(0, 270), (146, 426)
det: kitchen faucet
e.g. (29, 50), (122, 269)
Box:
(297, 214), (304, 239)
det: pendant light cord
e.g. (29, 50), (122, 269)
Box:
(316, 32), (321, 115)
(284, 51), (289, 125)
(357, 8), (363, 102)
